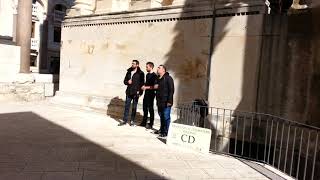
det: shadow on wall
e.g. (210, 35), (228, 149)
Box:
(163, 3), (212, 103)
(308, 3), (320, 127)
(164, 0), (320, 179)
(0, 111), (163, 179)
(256, 1), (320, 127)
(107, 96), (144, 124)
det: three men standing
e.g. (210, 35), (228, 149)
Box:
(119, 60), (175, 138)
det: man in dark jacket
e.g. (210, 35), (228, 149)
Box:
(140, 62), (157, 129)
(119, 60), (145, 126)
(154, 65), (174, 137)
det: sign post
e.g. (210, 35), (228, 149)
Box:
(167, 123), (212, 153)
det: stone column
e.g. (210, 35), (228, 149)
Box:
(67, 0), (96, 16)
(16, 0), (32, 73)
(12, 0), (18, 42)
(39, 19), (48, 72)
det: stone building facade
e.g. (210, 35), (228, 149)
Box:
(0, 0), (73, 101)
(56, 0), (319, 128)
(0, 0), (73, 74)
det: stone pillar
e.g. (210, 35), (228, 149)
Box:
(39, 19), (48, 72)
(16, 0), (32, 73)
(12, 0), (18, 42)
(67, 0), (97, 16)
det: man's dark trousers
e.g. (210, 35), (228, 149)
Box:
(123, 95), (139, 123)
(142, 91), (155, 127)
(158, 106), (171, 136)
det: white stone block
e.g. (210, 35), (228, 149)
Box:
(0, 44), (20, 83)
(34, 74), (54, 83)
(15, 73), (35, 84)
(44, 83), (54, 97)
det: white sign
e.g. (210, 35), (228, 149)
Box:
(167, 123), (212, 153)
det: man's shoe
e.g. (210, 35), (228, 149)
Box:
(158, 134), (167, 138)
(139, 122), (146, 127)
(153, 130), (160, 134)
(130, 121), (135, 126)
(118, 122), (126, 126)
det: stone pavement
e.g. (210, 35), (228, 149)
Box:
(0, 102), (270, 180)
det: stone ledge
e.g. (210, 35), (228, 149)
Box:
(51, 91), (140, 119)
(63, 5), (214, 27)
(50, 91), (179, 124)
(0, 82), (55, 102)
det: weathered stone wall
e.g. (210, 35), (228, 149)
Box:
(208, 14), (264, 112)
(0, 83), (45, 102)
(0, 44), (20, 82)
(60, 8), (213, 105)
(256, 6), (320, 126)
(93, 0), (215, 13)
(60, 0), (320, 128)
(307, 2), (320, 127)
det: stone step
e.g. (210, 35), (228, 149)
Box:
(49, 91), (162, 127)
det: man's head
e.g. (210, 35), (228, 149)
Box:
(157, 65), (167, 76)
(146, 62), (154, 72)
(131, 60), (139, 70)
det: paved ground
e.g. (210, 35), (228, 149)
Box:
(0, 102), (270, 180)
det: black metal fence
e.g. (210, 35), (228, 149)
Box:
(174, 103), (320, 180)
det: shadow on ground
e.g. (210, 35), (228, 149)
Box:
(106, 96), (144, 125)
(0, 111), (163, 179)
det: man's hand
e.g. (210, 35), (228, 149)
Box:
(128, 80), (132, 84)
(141, 86), (146, 90)
(154, 84), (159, 89)
(167, 103), (172, 107)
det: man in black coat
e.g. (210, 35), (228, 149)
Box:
(154, 65), (174, 137)
(140, 62), (157, 129)
(119, 60), (145, 126)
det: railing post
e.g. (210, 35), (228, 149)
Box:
(278, 123), (285, 169)
(273, 121), (279, 166)
(284, 125), (291, 173)
(268, 118), (274, 164)
(296, 130), (304, 179)
(311, 133), (318, 180)
(303, 131), (311, 180)
(249, 114), (254, 158)
(241, 115), (246, 156)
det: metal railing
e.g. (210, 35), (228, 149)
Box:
(174, 103), (320, 180)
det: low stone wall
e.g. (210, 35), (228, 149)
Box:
(51, 91), (180, 123)
(0, 74), (57, 102)
(51, 91), (146, 121)
(0, 83), (45, 102)
(0, 44), (20, 83)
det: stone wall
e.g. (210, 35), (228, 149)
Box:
(208, 14), (264, 112)
(0, 0), (15, 38)
(59, 0), (320, 128)
(0, 83), (45, 102)
(0, 43), (57, 102)
(256, 5), (320, 126)
(0, 44), (20, 82)
(60, 8), (213, 106)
